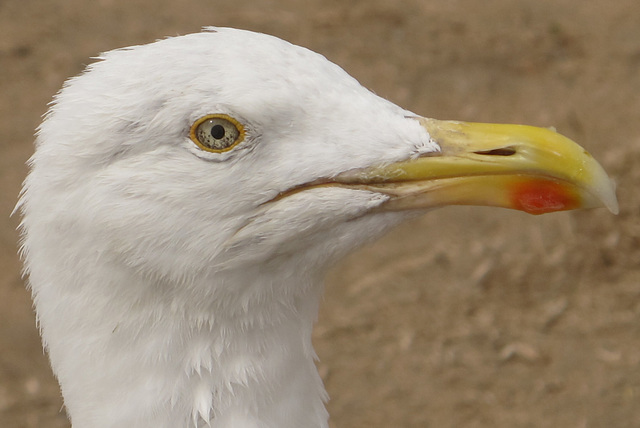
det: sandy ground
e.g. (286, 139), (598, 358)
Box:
(1, 0), (639, 427)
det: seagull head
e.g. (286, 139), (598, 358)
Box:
(27, 27), (616, 286)
(18, 27), (617, 427)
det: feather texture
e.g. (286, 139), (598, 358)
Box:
(18, 28), (436, 428)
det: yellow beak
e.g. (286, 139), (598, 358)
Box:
(335, 118), (618, 215)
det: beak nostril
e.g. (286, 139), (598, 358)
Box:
(474, 147), (516, 156)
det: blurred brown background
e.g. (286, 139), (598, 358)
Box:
(1, 0), (639, 427)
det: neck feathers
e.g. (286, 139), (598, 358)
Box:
(34, 264), (329, 427)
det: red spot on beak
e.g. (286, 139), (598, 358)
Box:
(510, 179), (579, 215)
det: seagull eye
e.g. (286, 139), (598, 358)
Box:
(190, 114), (245, 152)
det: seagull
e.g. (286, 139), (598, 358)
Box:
(17, 27), (617, 428)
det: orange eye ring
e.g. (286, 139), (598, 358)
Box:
(189, 114), (245, 152)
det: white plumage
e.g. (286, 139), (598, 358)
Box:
(17, 27), (616, 428)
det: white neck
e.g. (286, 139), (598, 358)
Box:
(37, 263), (329, 428)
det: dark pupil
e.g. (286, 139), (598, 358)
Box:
(210, 124), (226, 140)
